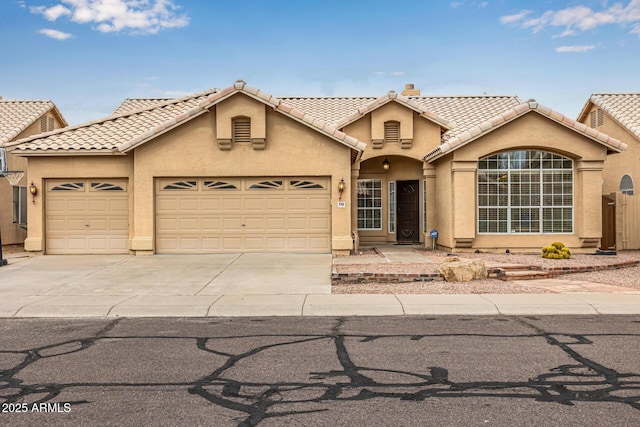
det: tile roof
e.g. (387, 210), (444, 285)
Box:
(111, 88), (218, 115)
(6, 90), (217, 154)
(577, 93), (640, 141)
(282, 94), (522, 141)
(424, 100), (627, 162)
(8, 82), (367, 156)
(0, 100), (67, 145)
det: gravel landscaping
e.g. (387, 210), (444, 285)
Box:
(332, 249), (640, 294)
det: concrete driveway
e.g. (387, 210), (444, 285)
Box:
(0, 253), (332, 297)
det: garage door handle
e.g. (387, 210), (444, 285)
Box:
(85, 224), (90, 227)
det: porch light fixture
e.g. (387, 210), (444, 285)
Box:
(338, 178), (346, 200)
(29, 182), (37, 203)
(382, 157), (390, 171)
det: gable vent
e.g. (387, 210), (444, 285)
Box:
(590, 109), (604, 128)
(384, 121), (400, 144)
(233, 117), (251, 143)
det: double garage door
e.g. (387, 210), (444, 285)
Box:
(45, 179), (129, 254)
(44, 177), (331, 254)
(156, 177), (331, 253)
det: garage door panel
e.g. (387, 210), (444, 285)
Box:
(244, 217), (265, 231)
(201, 218), (222, 232)
(67, 199), (88, 212)
(201, 198), (222, 210)
(66, 219), (89, 232)
(179, 198), (200, 211)
(179, 218), (200, 231)
(223, 198), (243, 210)
(156, 177), (331, 253)
(222, 237), (243, 250)
(46, 179), (129, 254)
(309, 217), (331, 231)
(223, 217), (243, 229)
(309, 198), (330, 210)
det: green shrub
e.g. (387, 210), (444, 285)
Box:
(542, 241), (572, 259)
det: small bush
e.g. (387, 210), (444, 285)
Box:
(542, 242), (572, 259)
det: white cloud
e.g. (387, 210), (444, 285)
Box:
(38, 28), (73, 40)
(555, 45), (596, 52)
(30, 4), (72, 21)
(391, 71), (406, 76)
(450, 2), (463, 9)
(499, 10), (532, 25)
(501, 1), (640, 38)
(30, 0), (189, 35)
(479, 2), (489, 8)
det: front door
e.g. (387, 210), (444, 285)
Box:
(397, 180), (419, 243)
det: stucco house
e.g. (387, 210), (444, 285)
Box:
(0, 98), (67, 247)
(577, 93), (640, 249)
(578, 93), (639, 195)
(6, 81), (626, 255)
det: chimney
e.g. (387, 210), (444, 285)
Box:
(401, 83), (420, 96)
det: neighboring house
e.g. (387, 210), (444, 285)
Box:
(0, 98), (67, 246)
(577, 93), (640, 249)
(6, 81), (626, 255)
(577, 93), (640, 195)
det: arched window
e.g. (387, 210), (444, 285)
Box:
(478, 150), (573, 233)
(620, 174), (634, 195)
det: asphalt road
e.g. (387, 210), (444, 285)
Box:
(1, 316), (639, 426)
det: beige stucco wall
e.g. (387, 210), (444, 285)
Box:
(20, 96), (355, 254)
(344, 103), (442, 163)
(430, 112), (609, 252)
(344, 102), (443, 245)
(130, 99), (354, 254)
(579, 105), (639, 195)
(1, 112), (66, 246)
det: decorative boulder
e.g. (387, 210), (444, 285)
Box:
(438, 259), (487, 282)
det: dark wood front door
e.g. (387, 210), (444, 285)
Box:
(397, 180), (419, 243)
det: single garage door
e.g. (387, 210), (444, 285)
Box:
(45, 179), (129, 254)
(156, 177), (331, 253)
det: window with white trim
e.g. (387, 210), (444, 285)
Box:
(620, 174), (634, 195)
(478, 150), (573, 234)
(357, 179), (382, 230)
(0, 147), (7, 174)
(388, 181), (395, 233)
(12, 186), (27, 225)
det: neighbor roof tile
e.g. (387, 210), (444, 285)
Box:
(583, 93), (640, 141)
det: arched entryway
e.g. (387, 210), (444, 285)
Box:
(354, 155), (425, 245)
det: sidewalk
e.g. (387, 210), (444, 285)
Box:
(1, 292), (639, 317)
(1, 250), (639, 317)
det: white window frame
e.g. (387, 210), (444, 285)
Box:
(478, 150), (573, 234)
(357, 179), (383, 230)
(388, 181), (396, 233)
(0, 147), (7, 175)
(620, 174), (634, 195)
(12, 186), (27, 225)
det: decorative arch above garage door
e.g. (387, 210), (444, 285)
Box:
(155, 177), (331, 253)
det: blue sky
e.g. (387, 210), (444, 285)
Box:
(1, 0), (639, 125)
